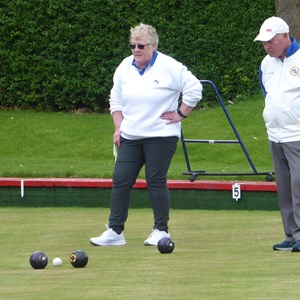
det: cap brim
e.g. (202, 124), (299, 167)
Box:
(254, 32), (276, 42)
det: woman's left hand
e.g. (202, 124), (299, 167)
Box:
(160, 111), (183, 124)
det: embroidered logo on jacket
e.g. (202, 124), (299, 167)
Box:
(290, 66), (300, 77)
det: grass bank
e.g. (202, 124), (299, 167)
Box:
(0, 94), (273, 180)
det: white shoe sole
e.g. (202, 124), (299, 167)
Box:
(89, 238), (126, 246)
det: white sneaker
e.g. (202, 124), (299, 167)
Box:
(144, 229), (170, 246)
(89, 225), (126, 246)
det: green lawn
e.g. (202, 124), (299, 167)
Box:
(0, 94), (273, 180)
(0, 207), (297, 300)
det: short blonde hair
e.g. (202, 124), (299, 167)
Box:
(130, 23), (159, 46)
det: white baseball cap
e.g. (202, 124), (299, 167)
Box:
(254, 16), (289, 42)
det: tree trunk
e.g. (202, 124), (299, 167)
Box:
(275, 0), (300, 40)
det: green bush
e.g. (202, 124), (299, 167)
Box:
(0, 0), (275, 111)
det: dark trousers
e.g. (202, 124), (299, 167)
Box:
(109, 136), (178, 234)
(270, 141), (300, 241)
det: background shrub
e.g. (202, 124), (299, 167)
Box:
(0, 0), (275, 111)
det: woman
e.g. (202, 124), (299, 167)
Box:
(90, 23), (202, 246)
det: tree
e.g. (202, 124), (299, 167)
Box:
(275, 0), (300, 40)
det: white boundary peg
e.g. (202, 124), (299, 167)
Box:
(21, 179), (24, 198)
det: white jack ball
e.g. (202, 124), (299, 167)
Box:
(52, 257), (62, 267)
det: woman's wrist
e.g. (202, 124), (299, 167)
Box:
(177, 109), (187, 119)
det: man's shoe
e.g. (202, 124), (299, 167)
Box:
(272, 240), (294, 251)
(89, 225), (126, 246)
(144, 229), (170, 246)
(291, 240), (300, 252)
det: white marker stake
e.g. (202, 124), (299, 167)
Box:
(232, 183), (241, 202)
(21, 179), (24, 198)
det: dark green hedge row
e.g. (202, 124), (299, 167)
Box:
(0, 0), (275, 111)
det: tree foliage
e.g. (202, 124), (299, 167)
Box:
(0, 0), (275, 111)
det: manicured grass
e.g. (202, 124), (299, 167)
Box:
(0, 207), (298, 300)
(0, 94), (273, 180)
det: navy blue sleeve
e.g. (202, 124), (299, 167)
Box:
(259, 65), (266, 97)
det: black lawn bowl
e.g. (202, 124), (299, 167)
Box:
(157, 237), (175, 254)
(29, 251), (48, 269)
(70, 250), (88, 268)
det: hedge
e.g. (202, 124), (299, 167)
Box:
(0, 0), (275, 111)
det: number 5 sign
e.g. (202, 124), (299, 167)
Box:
(232, 183), (241, 202)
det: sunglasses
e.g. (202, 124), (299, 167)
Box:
(129, 43), (150, 50)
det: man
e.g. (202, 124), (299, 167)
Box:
(254, 16), (300, 252)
